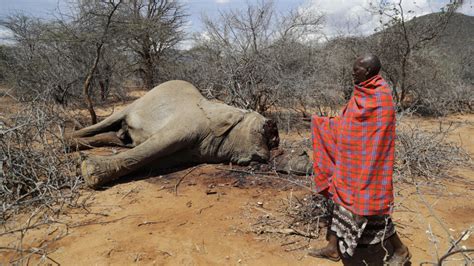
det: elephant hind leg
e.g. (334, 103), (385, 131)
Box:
(71, 107), (128, 138)
(68, 131), (133, 151)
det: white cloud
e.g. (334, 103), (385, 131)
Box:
(459, 0), (474, 14)
(304, 0), (472, 39)
(0, 27), (15, 46)
(215, 0), (230, 4)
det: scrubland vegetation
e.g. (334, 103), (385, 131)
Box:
(0, 0), (472, 264)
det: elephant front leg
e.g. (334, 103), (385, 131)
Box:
(81, 155), (141, 188)
(81, 133), (190, 189)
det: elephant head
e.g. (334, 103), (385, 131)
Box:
(197, 99), (279, 165)
(217, 112), (279, 165)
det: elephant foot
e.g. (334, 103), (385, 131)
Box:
(82, 159), (101, 189)
(81, 157), (120, 189)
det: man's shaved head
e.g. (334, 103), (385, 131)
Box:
(358, 54), (381, 77)
(352, 54), (382, 84)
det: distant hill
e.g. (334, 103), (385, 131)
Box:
(351, 12), (474, 85)
(321, 12), (474, 60)
(422, 13), (473, 83)
(396, 12), (474, 83)
(410, 12), (474, 53)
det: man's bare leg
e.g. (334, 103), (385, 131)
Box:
(308, 189), (340, 261)
(308, 232), (340, 261)
(386, 233), (411, 264)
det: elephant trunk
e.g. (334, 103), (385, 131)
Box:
(272, 149), (312, 175)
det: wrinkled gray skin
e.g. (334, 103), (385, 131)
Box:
(70, 80), (290, 189)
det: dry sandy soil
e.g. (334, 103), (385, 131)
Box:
(1, 90), (473, 265)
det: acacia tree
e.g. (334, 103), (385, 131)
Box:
(1, 1), (129, 124)
(190, 0), (323, 113)
(0, 15), (54, 99)
(76, 0), (122, 124)
(117, 0), (187, 89)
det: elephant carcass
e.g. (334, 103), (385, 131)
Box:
(69, 80), (284, 189)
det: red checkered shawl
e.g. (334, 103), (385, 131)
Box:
(312, 75), (395, 216)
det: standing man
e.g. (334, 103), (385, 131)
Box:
(309, 54), (410, 264)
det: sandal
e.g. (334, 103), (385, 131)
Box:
(308, 248), (341, 262)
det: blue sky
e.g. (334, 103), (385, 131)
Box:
(185, 0), (307, 31)
(0, 0), (472, 43)
(0, 0), (306, 31)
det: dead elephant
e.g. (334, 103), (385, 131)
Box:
(70, 80), (311, 189)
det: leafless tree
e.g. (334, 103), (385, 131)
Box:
(0, 1), (134, 125)
(75, 0), (122, 124)
(183, 0), (324, 114)
(369, 0), (465, 109)
(116, 0), (187, 89)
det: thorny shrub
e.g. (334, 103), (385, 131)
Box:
(0, 101), (81, 223)
(394, 119), (472, 181)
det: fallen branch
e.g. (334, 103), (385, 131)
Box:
(0, 246), (61, 265)
(254, 227), (318, 239)
(197, 205), (214, 214)
(284, 244), (309, 252)
(446, 228), (472, 254)
(216, 166), (313, 191)
(174, 166), (200, 196)
(69, 215), (133, 228)
(438, 249), (474, 265)
(0, 221), (59, 237)
(137, 220), (167, 226)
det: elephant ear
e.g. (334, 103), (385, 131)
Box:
(198, 100), (245, 137)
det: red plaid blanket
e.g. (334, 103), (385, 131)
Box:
(312, 75), (395, 215)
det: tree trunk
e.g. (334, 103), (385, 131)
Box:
(82, 1), (122, 124)
(143, 50), (155, 90)
(82, 44), (103, 125)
